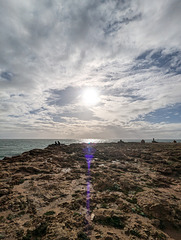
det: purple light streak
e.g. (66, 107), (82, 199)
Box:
(84, 143), (95, 221)
(85, 154), (92, 214)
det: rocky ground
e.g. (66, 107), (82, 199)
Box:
(0, 142), (181, 240)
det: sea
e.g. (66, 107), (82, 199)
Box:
(0, 139), (180, 160)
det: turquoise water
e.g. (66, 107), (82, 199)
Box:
(0, 139), (180, 160)
(0, 139), (114, 160)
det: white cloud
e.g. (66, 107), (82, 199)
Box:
(0, 0), (181, 138)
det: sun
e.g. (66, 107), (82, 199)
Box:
(82, 88), (100, 106)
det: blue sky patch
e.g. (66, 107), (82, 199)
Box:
(133, 49), (181, 75)
(47, 87), (82, 106)
(141, 104), (181, 123)
(1, 71), (13, 81)
(29, 107), (46, 115)
(104, 13), (141, 35)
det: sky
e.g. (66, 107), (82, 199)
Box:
(0, 0), (181, 139)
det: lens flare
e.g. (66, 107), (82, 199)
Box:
(84, 143), (96, 233)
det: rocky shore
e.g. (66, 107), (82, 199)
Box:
(0, 142), (181, 240)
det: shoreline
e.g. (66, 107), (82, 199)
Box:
(0, 142), (181, 239)
(0, 139), (181, 161)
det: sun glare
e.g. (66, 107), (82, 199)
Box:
(82, 88), (100, 106)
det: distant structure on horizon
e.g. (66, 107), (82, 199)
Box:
(152, 138), (157, 143)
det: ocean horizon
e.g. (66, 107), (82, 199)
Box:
(0, 138), (180, 160)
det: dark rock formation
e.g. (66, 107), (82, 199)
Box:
(152, 138), (158, 143)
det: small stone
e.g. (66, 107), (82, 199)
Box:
(91, 213), (95, 221)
